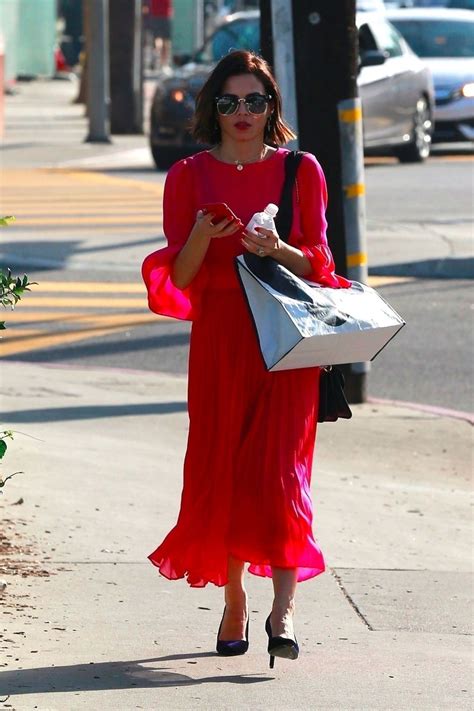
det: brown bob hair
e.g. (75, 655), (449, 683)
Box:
(191, 50), (296, 146)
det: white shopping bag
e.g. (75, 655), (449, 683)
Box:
(235, 254), (405, 372)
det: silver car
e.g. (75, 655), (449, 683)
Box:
(387, 8), (474, 141)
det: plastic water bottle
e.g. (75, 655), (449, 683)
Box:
(245, 203), (279, 237)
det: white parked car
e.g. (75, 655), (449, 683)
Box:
(386, 8), (474, 140)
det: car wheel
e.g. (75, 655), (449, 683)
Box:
(150, 145), (182, 171)
(394, 97), (432, 164)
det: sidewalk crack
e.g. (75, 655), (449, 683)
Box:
(330, 568), (374, 630)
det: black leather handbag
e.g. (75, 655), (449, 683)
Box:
(318, 366), (352, 423)
(277, 152), (352, 424)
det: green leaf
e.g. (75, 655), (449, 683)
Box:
(0, 216), (15, 226)
(0, 440), (7, 459)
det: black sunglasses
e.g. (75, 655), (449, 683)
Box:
(215, 92), (272, 116)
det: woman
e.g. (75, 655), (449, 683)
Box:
(142, 50), (349, 668)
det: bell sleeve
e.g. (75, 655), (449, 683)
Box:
(142, 158), (209, 321)
(295, 153), (351, 289)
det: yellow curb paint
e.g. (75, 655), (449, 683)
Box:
(344, 183), (365, 198)
(34, 282), (146, 293)
(2, 169), (165, 195)
(364, 156), (398, 165)
(3, 203), (163, 211)
(53, 170), (165, 194)
(347, 252), (368, 268)
(3, 311), (88, 324)
(14, 215), (161, 226)
(21, 297), (149, 308)
(339, 107), (362, 122)
(367, 276), (415, 287)
(8, 311), (158, 325)
(1, 325), (136, 357)
(1, 315), (165, 356)
(9, 210), (162, 218)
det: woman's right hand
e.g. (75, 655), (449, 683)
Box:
(192, 209), (241, 240)
(171, 210), (240, 289)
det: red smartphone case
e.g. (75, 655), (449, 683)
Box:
(201, 202), (242, 227)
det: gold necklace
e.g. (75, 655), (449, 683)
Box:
(218, 145), (268, 171)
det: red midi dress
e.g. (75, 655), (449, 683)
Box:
(142, 148), (350, 588)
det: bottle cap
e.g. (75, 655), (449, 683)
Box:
(264, 203), (279, 217)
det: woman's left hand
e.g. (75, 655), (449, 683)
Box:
(241, 226), (282, 258)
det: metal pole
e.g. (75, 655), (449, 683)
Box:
(85, 0), (111, 143)
(270, 0), (298, 149)
(194, 0), (204, 51)
(133, 0), (143, 133)
(338, 96), (370, 385)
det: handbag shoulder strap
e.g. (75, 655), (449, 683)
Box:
(275, 150), (305, 244)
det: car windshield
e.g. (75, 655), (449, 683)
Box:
(196, 18), (260, 64)
(390, 19), (474, 57)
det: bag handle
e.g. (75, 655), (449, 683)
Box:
(274, 150), (305, 244)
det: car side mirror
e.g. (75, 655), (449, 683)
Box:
(359, 49), (387, 70)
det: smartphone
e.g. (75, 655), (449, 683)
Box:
(201, 202), (243, 228)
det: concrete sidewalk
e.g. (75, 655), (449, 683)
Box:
(0, 361), (472, 710)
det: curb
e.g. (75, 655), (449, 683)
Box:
(367, 396), (474, 425)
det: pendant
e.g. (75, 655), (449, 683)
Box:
(236, 163), (243, 171)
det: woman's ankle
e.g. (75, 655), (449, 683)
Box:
(224, 585), (247, 610)
(272, 599), (296, 618)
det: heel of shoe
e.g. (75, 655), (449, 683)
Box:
(265, 612), (299, 668)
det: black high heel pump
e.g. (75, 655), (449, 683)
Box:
(265, 614), (299, 669)
(216, 607), (249, 656)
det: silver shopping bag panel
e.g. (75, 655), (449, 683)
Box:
(237, 265), (301, 369)
(236, 254), (405, 372)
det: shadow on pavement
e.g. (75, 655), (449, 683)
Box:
(369, 256), (473, 280)
(1, 235), (162, 271)
(0, 656), (271, 698)
(4, 332), (191, 364)
(0, 402), (187, 423)
(1, 240), (82, 271)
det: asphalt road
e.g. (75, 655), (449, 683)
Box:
(3, 153), (473, 413)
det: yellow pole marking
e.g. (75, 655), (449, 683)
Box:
(339, 107), (362, 122)
(21, 297), (149, 308)
(344, 183), (365, 198)
(347, 252), (368, 267)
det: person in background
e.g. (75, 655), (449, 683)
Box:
(143, 0), (173, 71)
